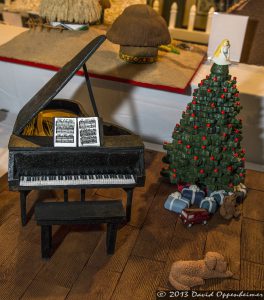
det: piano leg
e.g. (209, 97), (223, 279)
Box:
(64, 190), (68, 202)
(20, 191), (30, 226)
(124, 188), (134, 222)
(80, 189), (85, 201)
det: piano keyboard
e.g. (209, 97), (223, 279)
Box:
(19, 174), (136, 187)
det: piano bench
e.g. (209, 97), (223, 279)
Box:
(34, 200), (126, 258)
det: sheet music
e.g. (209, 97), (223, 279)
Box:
(78, 117), (100, 147)
(54, 117), (77, 147)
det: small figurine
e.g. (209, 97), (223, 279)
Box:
(169, 252), (233, 290)
(212, 39), (231, 65)
(179, 208), (210, 227)
(220, 193), (240, 220)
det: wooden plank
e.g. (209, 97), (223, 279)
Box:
(159, 235), (206, 290)
(88, 224), (139, 273)
(132, 183), (177, 262)
(241, 218), (264, 264)
(205, 212), (242, 279)
(0, 214), (38, 266)
(21, 279), (69, 300)
(245, 169), (264, 191)
(111, 256), (164, 300)
(36, 230), (102, 288)
(0, 173), (8, 193)
(240, 260), (264, 289)
(0, 191), (19, 226)
(242, 189), (264, 222)
(67, 266), (120, 300)
(0, 240), (44, 300)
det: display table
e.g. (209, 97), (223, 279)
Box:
(0, 24), (264, 177)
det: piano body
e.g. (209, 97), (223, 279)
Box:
(8, 35), (145, 226)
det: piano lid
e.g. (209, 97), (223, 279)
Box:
(13, 35), (106, 135)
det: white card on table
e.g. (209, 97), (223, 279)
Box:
(208, 13), (248, 62)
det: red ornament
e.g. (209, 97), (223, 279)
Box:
(206, 123), (211, 128)
(233, 153), (239, 157)
(221, 94), (225, 99)
(223, 88), (228, 92)
(214, 168), (218, 173)
(200, 169), (205, 174)
(210, 156), (215, 161)
(235, 129), (240, 134)
(200, 81), (204, 86)
(229, 183), (234, 188)
(223, 133), (227, 137)
(163, 141), (168, 145)
(176, 123), (180, 127)
(242, 148), (246, 154)
(228, 124), (232, 128)
(236, 102), (240, 106)
(234, 138), (239, 142)
(233, 85), (237, 88)
(241, 157), (246, 161)
(234, 93), (239, 97)
(207, 88), (211, 93)
(178, 140), (182, 144)
(172, 174), (177, 178)
(210, 103), (216, 108)
(223, 147), (227, 151)
(186, 145), (191, 149)
(213, 77), (217, 82)
(173, 169), (176, 173)
(194, 125), (199, 129)
(192, 100), (197, 105)
(191, 113), (195, 117)
(239, 173), (244, 177)
(202, 136), (207, 141)
(193, 156), (199, 161)
(227, 166), (233, 171)
(221, 110), (225, 115)
(202, 145), (206, 149)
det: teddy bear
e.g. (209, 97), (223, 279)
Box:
(169, 252), (233, 290)
(220, 193), (240, 220)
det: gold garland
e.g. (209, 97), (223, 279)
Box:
(119, 52), (157, 64)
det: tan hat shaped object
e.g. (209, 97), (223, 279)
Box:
(40, 0), (102, 24)
(106, 4), (171, 64)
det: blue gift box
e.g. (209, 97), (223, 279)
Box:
(200, 197), (218, 213)
(209, 190), (227, 206)
(182, 185), (205, 206)
(164, 192), (191, 213)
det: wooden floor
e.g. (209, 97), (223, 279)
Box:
(0, 150), (264, 299)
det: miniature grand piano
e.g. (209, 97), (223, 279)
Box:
(8, 35), (145, 226)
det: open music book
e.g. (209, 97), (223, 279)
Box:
(54, 117), (100, 147)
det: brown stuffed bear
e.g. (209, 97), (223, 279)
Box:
(169, 252), (233, 290)
(220, 193), (240, 220)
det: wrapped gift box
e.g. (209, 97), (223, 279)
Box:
(209, 190), (227, 206)
(182, 185), (205, 206)
(164, 192), (191, 213)
(200, 197), (218, 214)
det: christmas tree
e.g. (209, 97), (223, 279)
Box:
(161, 39), (246, 192)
